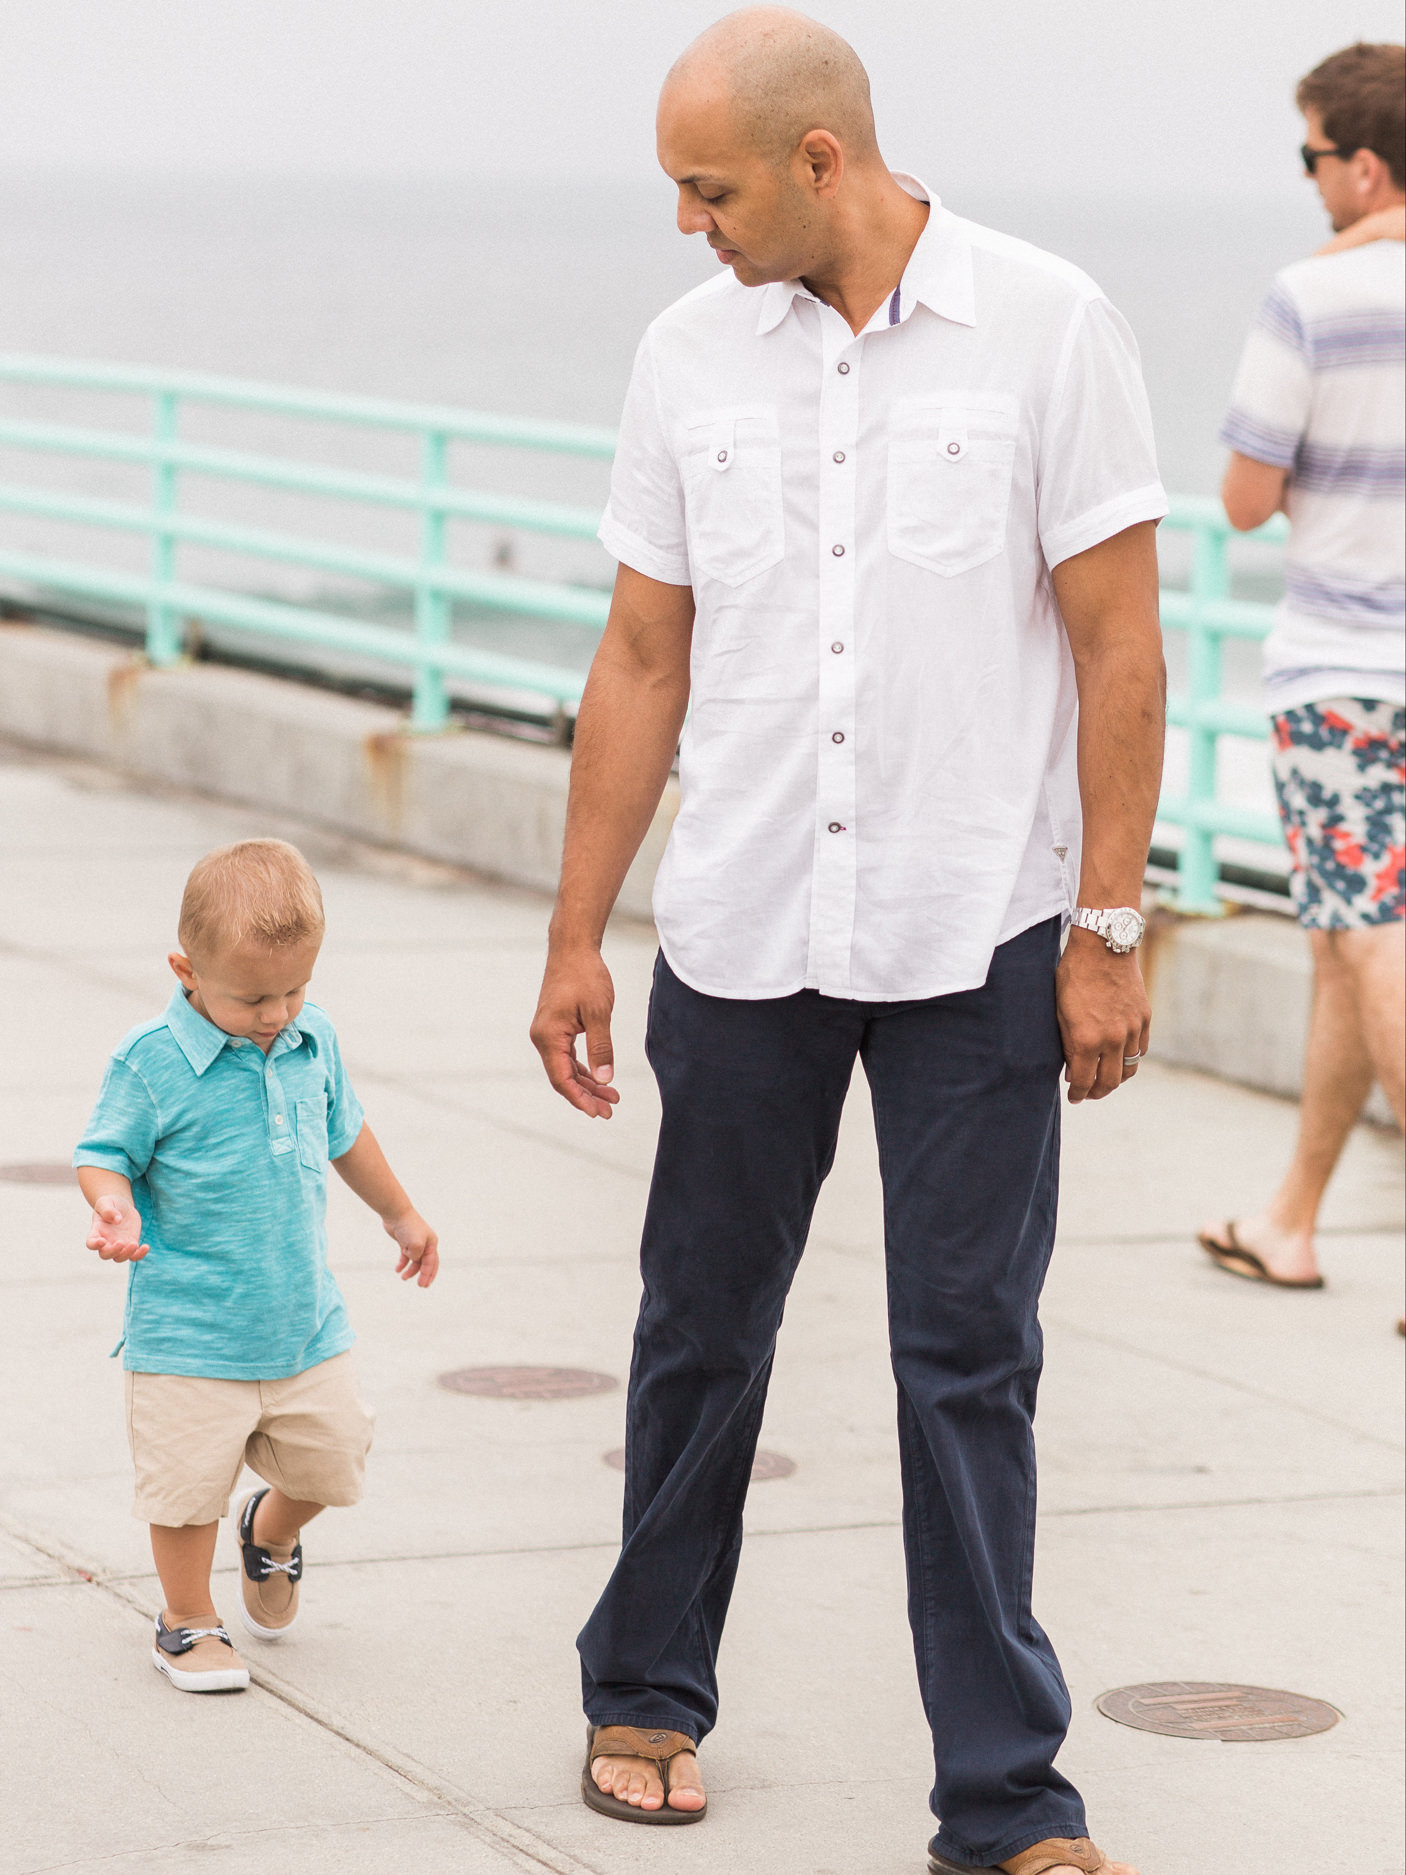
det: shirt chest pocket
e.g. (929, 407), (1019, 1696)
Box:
(681, 408), (785, 587)
(887, 396), (1020, 577)
(294, 1096), (329, 1173)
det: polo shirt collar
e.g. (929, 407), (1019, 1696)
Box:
(755, 174), (976, 336)
(164, 987), (304, 1075)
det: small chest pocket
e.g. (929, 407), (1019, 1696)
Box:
(295, 1096), (329, 1172)
(887, 395), (1019, 577)
(681, 408), (785, 587)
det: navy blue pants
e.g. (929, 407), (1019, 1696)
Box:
(578, 917), (1086, 1865)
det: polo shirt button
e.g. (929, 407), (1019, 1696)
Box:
(828, 822), (844, 833)
(830, 641), (844, 653)
(832, 731), (845, 743)
(831, 544), (845, 557)
(832, 450), (846, 463)
(837, 361), (850, 375)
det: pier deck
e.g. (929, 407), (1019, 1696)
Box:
(1, 741), (1400, 1875)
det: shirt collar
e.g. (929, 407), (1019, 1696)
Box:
(755, 175), (976, 336)
(164, 986), (304, 1075)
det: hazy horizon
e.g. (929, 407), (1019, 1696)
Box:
(2, 0), (1402, 200)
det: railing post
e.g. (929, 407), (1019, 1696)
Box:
(411, 429), (450, 731)
(1178, 518), (1229, 914)
(146, 390), (182, 664)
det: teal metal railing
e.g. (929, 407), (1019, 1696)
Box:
(1156, 497), (1287, 911)
(0, 355), (615, 731)
(0, 356), (1285, 908)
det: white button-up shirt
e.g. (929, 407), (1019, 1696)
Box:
(600, 180), (1167, 1001)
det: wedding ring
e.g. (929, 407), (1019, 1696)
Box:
(1123, 1052), (1143, 1065)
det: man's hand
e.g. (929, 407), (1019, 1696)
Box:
(531, 946), (621, 1119)
(85, 1193), (150, 1262)
(1316, 203), (1405, 255)
(1055, 928), (1151, 1103)
(385, 1210), (439, 1287)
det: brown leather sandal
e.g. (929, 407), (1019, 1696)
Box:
(1197, 1221), (1325, 1289)
(581, 1723), (707, 1825)
(929, 1835), (1112, 1873)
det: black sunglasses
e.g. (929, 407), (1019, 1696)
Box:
(1301, 142), (1349, 174)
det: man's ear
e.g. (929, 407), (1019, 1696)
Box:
(168, 950), (197, 992)
(799, 129), (844, 198)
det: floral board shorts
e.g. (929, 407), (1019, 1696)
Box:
(1271, 697), (1406, 930)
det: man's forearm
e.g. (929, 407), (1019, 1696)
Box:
(1072, 637), (1165, 905)
(550, 574), (693, 952)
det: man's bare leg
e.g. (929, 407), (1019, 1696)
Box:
(1342, 922), (1406, 1127)
(590, 1749), (706, 1813)
(1204, 930), (1373, 1281)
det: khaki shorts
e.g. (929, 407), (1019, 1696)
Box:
(125, 1351), (374, 1527)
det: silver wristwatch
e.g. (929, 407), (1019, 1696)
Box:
(1071, 905), (1146, 953)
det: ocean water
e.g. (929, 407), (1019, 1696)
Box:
(0, 172), (1331, 869)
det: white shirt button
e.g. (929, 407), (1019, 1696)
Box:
(831, 544), (845, 557)
(832, 731), (845, 744)
(716, 449), (728, 462)
(830, 641), (844, 653)
(828, 822), (844, 833)
(833, 451), (846, 463)
(837, 361), (850, 375)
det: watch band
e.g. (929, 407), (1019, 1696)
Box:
(1071, 906), (1146, 952)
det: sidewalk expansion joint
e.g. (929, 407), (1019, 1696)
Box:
(0, 1515), (607, 1875)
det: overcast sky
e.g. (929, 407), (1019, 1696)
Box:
(0, 0), (1401, 199)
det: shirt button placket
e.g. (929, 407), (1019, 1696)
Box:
(809, 328), (860, 994)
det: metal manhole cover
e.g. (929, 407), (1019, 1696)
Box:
(1096, 1681), (1339, 1741)
(0, 1163), (76, 1185)
(438, 1366), (619, 1400)
(603, 1447), (796, 1482)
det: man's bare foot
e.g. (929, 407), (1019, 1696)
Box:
(592, 1747), (705, 1813)
(1200, 1212), (1321, 1284)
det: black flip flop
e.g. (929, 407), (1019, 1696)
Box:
(581, 1723), (706, 1825)
(1198, 1222), (1325, 1289)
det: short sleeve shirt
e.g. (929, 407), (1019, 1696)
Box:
(74, 989), (365, 1378)
(600, 180), (1167, 1001)
(1221, 241), (1405, 712)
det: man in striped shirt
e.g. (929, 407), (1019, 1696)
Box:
(1201, 43), (1404, 1296)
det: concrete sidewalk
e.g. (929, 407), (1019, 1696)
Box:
(1, 740), (1401, 1875)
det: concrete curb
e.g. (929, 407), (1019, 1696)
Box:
(0, 618), (1391, 1121)
(0, 619), (674, 921)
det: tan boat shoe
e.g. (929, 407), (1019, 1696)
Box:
(151, 1614), (250, 1692)
(235, 1487), (303, 1639)
(929, 1835), (1113, 1873)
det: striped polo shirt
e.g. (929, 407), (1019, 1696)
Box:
(1222, 239), (1404, 712)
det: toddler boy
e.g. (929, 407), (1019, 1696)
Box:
(74, 839), (438, 1693)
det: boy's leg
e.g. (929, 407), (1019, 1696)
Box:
(127, 1371), (258, 1690)
(237, 1351), (373, 1637)
(253, 1491), (325, 1546)
(150, 1520), (220, 1624)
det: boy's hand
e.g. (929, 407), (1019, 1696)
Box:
(385, 1211), (439, 1287)
(86, 1194), (150, 1262)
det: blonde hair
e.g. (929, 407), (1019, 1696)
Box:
(178, 840), (325, 960)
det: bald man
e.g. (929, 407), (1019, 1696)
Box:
(531, 11), (1162, 1872)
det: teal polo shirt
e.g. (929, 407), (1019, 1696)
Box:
(74, 989), (364, 1379)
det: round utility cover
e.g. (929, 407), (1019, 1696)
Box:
(438, 1365), (618, 1400)
(1096, 1681), (1339, 1741)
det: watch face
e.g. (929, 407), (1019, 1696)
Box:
(1107, 909), (1144, 948)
